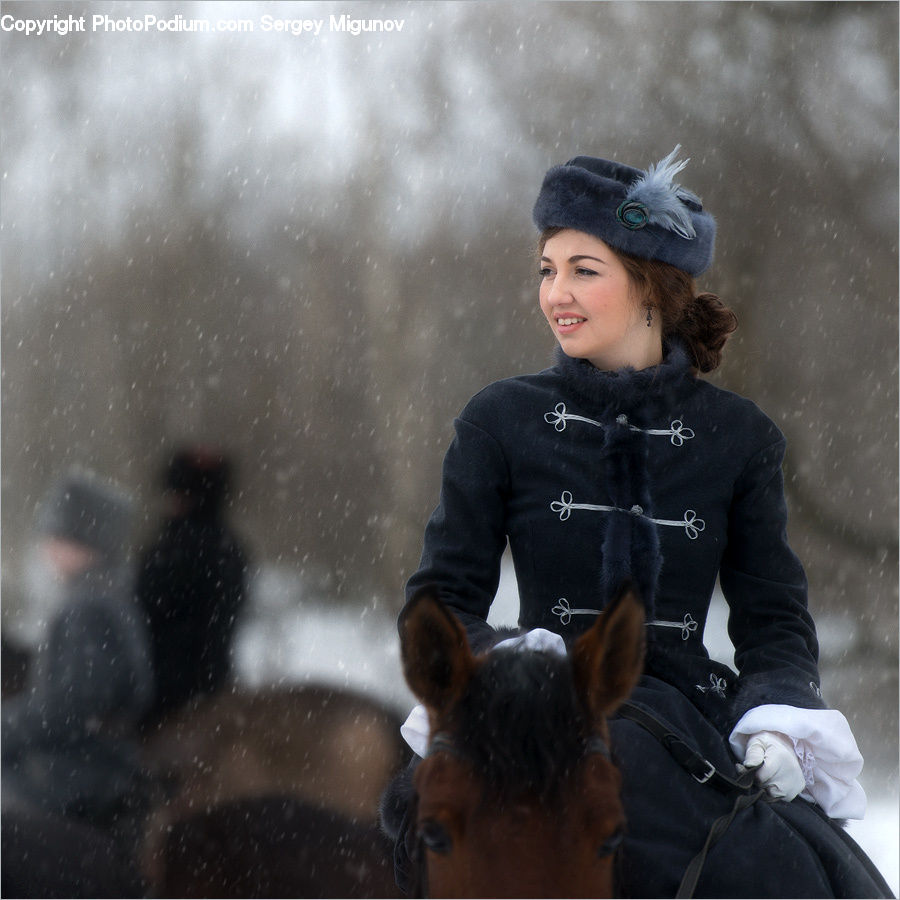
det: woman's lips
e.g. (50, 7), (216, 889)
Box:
(555, 315), (587, 334)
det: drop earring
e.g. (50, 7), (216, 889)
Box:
(646, 307), (653, 327)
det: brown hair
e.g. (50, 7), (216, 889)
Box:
(538, 227), (737, 373)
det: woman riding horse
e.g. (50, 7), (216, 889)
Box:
(384, 148), (892, 897)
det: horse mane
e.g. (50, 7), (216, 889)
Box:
(452, 646), (589, 805)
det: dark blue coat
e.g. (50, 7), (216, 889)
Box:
(136, 510), (248, 727)
(2, 566), (153, 819)
(406, 341), (825, 735)
(395, 344), (893, 896)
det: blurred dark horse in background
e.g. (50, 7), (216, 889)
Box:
(140, 683), (408, 897)
(3, 665), (407, 898)
(156, 792), (397, 898)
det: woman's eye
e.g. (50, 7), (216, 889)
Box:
(538, 267), (553, 278)
(575, 266), (598, 277)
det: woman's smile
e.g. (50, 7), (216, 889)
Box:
(555, 314), (588, 332)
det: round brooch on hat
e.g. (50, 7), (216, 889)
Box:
(616, 200), (650, 231)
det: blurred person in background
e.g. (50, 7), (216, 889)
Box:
(2, 467), (153, 892)
(137, 444), (249, 731)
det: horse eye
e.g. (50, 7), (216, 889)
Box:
(597, 828), (625, 858)
(418, 818), (453, 855)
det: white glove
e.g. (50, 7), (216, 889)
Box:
(741, 731), (806, 801)
(729, 705), (866, 819)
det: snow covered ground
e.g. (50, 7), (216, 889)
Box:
(233, 557), (899, 895)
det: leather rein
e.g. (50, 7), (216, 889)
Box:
(616, 700), (765, 899)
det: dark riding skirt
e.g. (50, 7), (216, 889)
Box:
(612, 675), (892, 899)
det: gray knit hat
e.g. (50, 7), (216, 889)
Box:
(37, 467), (133, 561)
(532, 146), (716, 276)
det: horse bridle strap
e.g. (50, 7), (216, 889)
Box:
(426, 731), (611, 761)
(426, 732), (465, 759)
(616, 701), (757, 794)
(584, 734), (612, 760)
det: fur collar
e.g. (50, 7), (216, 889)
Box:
(552, 339), (695, 416)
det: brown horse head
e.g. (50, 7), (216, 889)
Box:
(399, 583), (645, 898)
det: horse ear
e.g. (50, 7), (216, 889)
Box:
(399, 586), (477, 715)
(572, 581), (645, 725)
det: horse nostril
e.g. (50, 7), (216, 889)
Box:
(418, 818), (454, 855)
(597, 828), (625, 858)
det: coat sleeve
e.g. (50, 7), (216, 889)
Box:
(404, 410), (510, 652)
(719, 435), (827, 720)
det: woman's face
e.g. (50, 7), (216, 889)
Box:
(538, 229), (661, 371)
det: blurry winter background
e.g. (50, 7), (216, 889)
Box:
(2, 0), (896, 889)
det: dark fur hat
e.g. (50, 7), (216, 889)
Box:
(533, 146), (716, 276)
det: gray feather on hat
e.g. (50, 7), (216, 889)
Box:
(620, 145), (699, 240)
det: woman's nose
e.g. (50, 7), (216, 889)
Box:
(546, 274), (572, 305)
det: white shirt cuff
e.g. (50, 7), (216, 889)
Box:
(729, 704), (867, 819)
